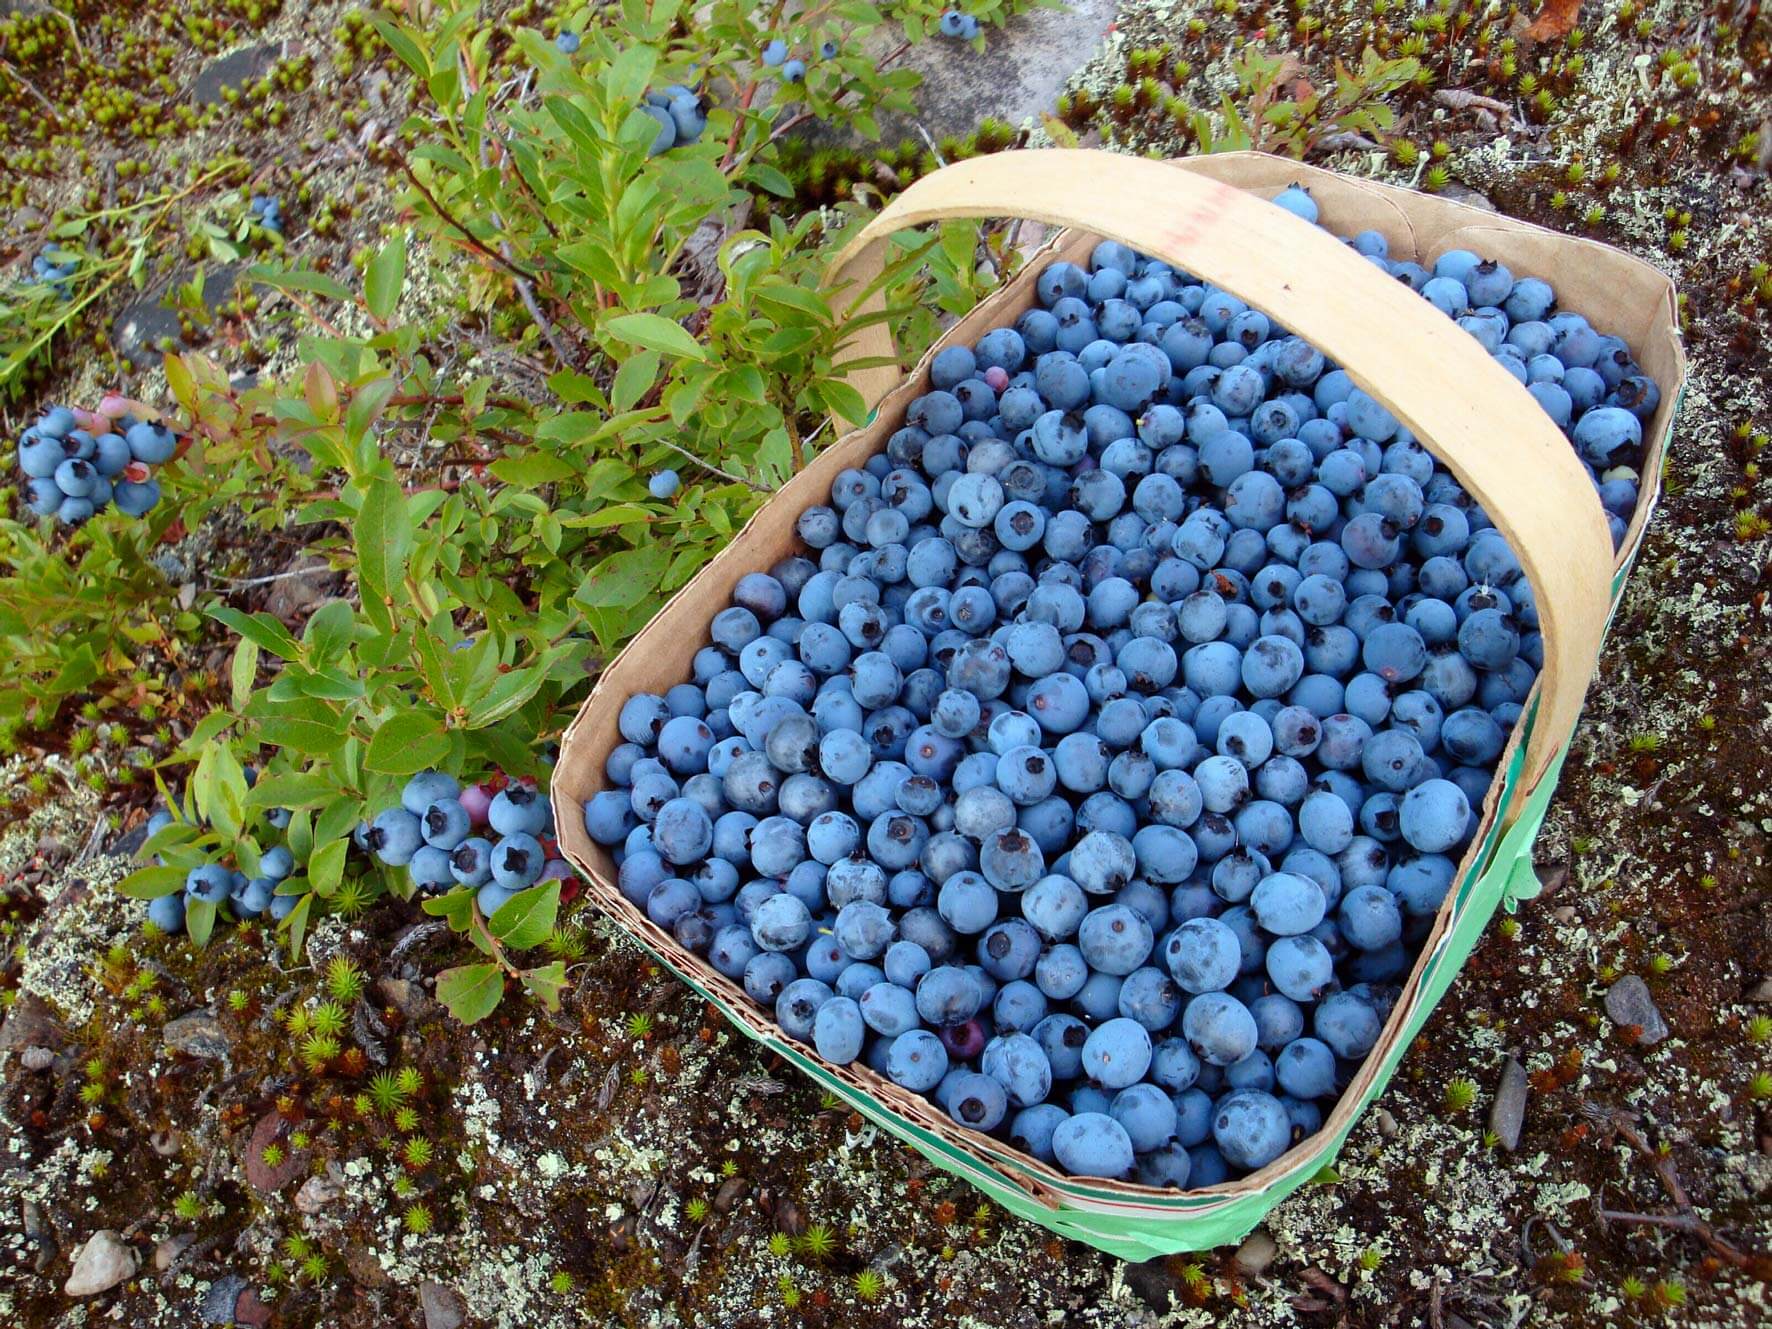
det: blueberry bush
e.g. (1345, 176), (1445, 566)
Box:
(18, 0), (1044, 1028)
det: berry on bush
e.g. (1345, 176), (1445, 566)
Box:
(13, 404), (180, 527)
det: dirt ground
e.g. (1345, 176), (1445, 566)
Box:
(1, 1), (1769, 1326)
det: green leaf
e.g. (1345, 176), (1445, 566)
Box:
(818, 377), (870, 426)
(247, 772), (342, 812)
(209, 606), (302, 660)
(611, 349), (658, 412)
(604, 312), (707, 361)
(186, 897), (218, 949)
(307, 837), (348, 897)
(246, 265), (355, 302)
(488, 879), (559, 951)
(256, 717), (346, 758)
(603, 43), (659, 110)
(436, 962), (505, 1025)
(355, 477), (413, 633)
(421, 887), (477, 931)
(520, 961), (568, 1012)
(314, 796), (361, 850)
(365, 230), (408, 321)
(280, 892), (312, 960)
(488, 453), (577, 488)
(365, 710), (450, 774)
(575, 545), (669, 609)
(116, 864), (187, 900)
(230, 638), (260, 711)
(370, 15), (430, 79)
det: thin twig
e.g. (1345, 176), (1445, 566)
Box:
(502, 238), (575, 368)
(397, 156), (541, 288)
(0, 57), (60, 122)
(656, 436), (765, 491)
(218, 566), (334, 589)
(1589, 1106), (1760, 1270)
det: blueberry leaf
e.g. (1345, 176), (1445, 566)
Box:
(519, 961), (568, 1012)
(115, 865), (187, 900)
(436, 962), (505, 1025)
(365, 710), (450, 775)
(488, 880), (560, 951)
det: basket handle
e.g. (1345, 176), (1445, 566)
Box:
(823, 149), (1612, 792)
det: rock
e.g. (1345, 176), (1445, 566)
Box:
(344, 1242), (392, 1288)
(243, 1112), (303, 1192)
(1122, 1256), (1182, 1309)
(11, 203), (46, 228)
(111, 265), (242, 369)
(21, 1045), (54, 1070)
(23, 1198), (57, 1272)
(813, 1), (1118, 148)
(376, 976), (435, 1020)
(64, 1230), (138, 1297)
(164, 1009), (231, 1060)
(0, 992), (67, 1052)
(154, 1233), (195, 1271)
(1748, 977), (1772, 1003)
(1375, 1107), (1398, 1138)
(151, 1128), (181, 1157)
(294, 1172), (342, 1214)
(264, 560), (340, 623)
(713, 1174), (749, 1213)
(1489, 1056), (1530, 1151)
(1234, 1229), (1278, 1277)
(1437, 182), (1498, 213)
(202, 1275), (248, 1323)
(1604, 975), (1670, 1046)
(191, 43), (286, 107)
(419, 1280), (465, 1329)
(233, 1287), (273, 1328)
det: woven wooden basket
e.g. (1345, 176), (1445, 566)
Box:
(554, 151), (1684, 1258)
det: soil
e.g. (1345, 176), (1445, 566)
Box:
(2, 1), (1770, 1327)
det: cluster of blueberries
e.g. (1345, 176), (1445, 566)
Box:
(29, 247), (78, 299)
(1266, 186), (1655, 549)
(581, 186), (1658, 1185)
(247, 193), (285, 237)
(359, 772), (572, 917)
(640, 83), (709, 158)
(938, 10), (983, 40)
(142, 791), (299, 935)
(15, 404), (173, 524)
(761, 35), (841, 87)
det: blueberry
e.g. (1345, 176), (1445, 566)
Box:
(1051, 1112), (1134, 1178)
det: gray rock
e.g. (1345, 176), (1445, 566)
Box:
(191, 43), (286, 107)
(0, 992), (66, 1052)
(21, 1045), (54, 1071)
(1604, 974), (1670, 1046)
(264, 559), (340, 623)
(154, 1233), (195, 1271)
(419, 1281), (466, 1329)
(201, 1275), (248, 1323)
(815, 2), (1118, 147)
(111, 265), (242, 369)
(64, 1229), (138, 1297)
(1234, 1229), (1278, 1276)
(294, 1171), (342, 1214)
(1748, 977), (1772, 1003)
(164, 1009), (231, 1060)
(1489, 1056), (1530, 1151)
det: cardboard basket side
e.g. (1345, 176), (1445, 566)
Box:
(555, 160), (1680, 1254)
